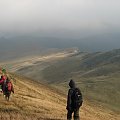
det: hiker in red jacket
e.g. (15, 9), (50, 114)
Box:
(0, 75), (7, 92)
(0, 75), (6, 84)
(0, 69), (2, 92)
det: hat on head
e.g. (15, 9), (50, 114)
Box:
(69, 79), (75, 88)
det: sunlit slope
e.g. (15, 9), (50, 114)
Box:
(0, 74), (119, 120)
(0, 74), (66, 120)
(41, 49), (120, 112)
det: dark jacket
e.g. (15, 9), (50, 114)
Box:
(67, 80), (76, 110)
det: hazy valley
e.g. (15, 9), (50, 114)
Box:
(0, 48), (120, 120)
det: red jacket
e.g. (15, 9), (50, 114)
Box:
(0, 76), (6, 84)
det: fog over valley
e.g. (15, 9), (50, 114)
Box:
(0, 0), (120, 61)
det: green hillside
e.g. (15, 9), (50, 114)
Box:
(0, 74), (119, 120)
(8, 49), (120, 112)
(1, 49), (120, 119)
(41, 49), (120, 112)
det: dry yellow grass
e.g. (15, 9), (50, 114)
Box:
(0, 74), (119, 120)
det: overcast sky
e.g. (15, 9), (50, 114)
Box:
(0, 0), (120, 39)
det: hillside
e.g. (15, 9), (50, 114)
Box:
(0, 74), (66, 120)
(1, 49), (79, 82)
(1, 48), (120, 119)
(42, 49), (120, 81)
(0, 74), (119, 120)
(40, 49), (120, 112)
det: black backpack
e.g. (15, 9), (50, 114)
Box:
(72, 88), (83, 109)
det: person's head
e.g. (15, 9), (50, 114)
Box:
(6, 77), (10, 83)
(1, 75), (6, 80)
(69, 79), (75, 88)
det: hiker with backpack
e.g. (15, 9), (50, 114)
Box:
(3, 75), (14, 101)
(66, 79), (83, 120)
(0, 68), (3, 92)
(0, 74), (7, 93)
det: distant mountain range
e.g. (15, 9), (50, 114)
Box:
(0, 32), (120, 62)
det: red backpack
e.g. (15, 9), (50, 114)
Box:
(6, 82), (12, 91)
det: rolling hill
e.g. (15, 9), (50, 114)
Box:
(42, 49), (120, 81)
(40, 49), (120, 112)
(0, 73), (119, 120)
(1, 48), (120, 119)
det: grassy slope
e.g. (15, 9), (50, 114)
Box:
(0, 74), (66, 120)
(0, 74), (119, 120)
(41, 49), (120, 112)
(42, 49), (120, 81)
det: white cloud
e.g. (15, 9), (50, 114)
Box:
(0, 0), (120, 36)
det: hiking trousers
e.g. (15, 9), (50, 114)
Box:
(67, 109), (80, 120)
